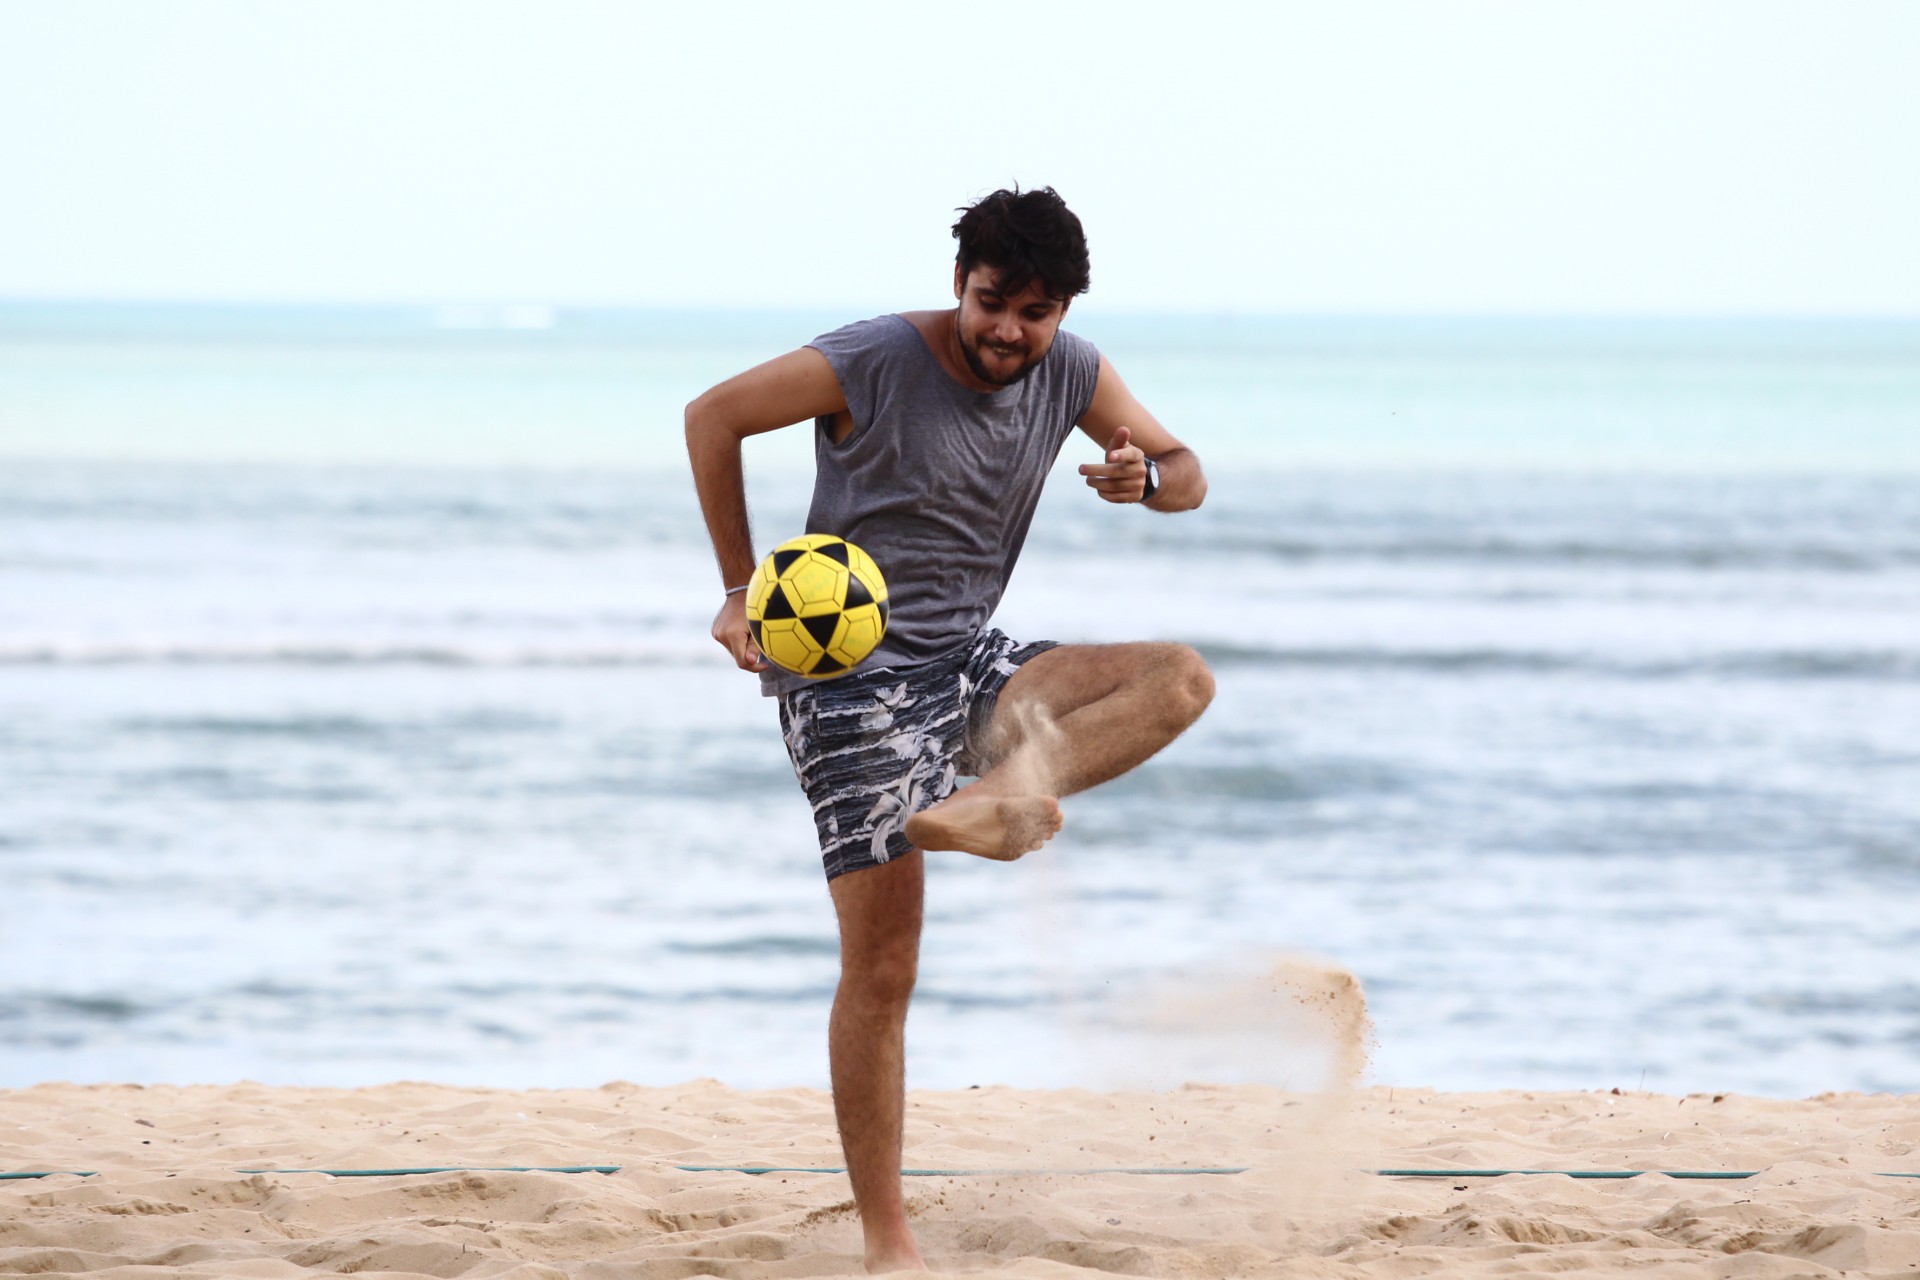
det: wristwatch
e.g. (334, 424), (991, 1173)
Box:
(1139, 457), (1160, 502)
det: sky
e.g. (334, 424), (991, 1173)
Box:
(2, 1), (1917, 316)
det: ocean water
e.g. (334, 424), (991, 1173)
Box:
(2, 306), (1918, 1098)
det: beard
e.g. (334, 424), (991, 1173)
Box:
(955, 316), (1042, 387)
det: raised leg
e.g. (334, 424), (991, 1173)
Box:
(827, 853), (929, 1273)
(903, 641), (1214, 859)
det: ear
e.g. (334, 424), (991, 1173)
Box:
(953, 262), (965, 299)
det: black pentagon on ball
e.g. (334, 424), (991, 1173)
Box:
(810, 653), (846, 676)
(749, 619), (765, 648)
(844, 574), (874, 609)
(772, 548), (806, 575)
(816, 539), (850, 566)
(801, 613), (839, 647)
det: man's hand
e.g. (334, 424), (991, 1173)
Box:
(712, 592), (769, 673)
(1078, 425), (1150, 503)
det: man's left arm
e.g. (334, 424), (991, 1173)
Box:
(1075, 354), (1207, 512)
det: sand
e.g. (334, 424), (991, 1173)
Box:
(3, 1079), (1916, 1278)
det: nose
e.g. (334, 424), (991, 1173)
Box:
(992, 312), (1023, 344)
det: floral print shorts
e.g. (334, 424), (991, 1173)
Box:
(776, 628), (1059, 881)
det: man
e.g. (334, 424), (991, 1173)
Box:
(684, 186), (1213, 1273)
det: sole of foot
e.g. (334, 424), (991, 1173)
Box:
(905, 792), (1062, 861)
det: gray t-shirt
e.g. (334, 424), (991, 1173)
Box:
(759, 313), (1101, 696)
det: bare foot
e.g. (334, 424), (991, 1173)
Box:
(904, 789), (1063, 860)
(865, 1246), (929, 1274)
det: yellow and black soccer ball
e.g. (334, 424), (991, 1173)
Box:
(746, 534), (890, 678)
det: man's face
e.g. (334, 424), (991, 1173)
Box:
(952, 265), (1068, 387)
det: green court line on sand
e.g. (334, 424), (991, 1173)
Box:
(677, 1165), (1250, 1176)
(7, 1166), (1919, 1181)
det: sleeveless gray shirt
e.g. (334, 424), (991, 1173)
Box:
(759, 313), (1101, 696)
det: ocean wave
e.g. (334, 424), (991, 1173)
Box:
(1191, 643), (1920, 680)
(0, 642), (718, 668)
(114, 710), (558, 738)
(5, 639), (1916, 681)
(1173, 532), (1920, 573)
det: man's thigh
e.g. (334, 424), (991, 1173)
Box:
(983, 641), (1196, 756)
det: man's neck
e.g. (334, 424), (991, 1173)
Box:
(901, 308), (1001, 394)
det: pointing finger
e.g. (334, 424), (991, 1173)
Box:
(1106, 425), (1132, 461)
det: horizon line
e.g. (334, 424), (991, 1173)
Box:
(3, 297), (1919, 326)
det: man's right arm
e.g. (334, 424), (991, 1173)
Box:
(684, 347), (848, 672)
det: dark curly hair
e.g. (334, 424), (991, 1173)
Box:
(951, 186), (1091, 302)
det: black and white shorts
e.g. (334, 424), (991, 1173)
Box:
(776, 628), (1059, 881)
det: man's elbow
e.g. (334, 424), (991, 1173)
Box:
(684, 391), (713, 442)
(685, 390), (739, 456)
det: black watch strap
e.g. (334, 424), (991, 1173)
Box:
(1140, 457), (1160, 502)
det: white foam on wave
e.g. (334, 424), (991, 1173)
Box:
(0, 639), (722, 667)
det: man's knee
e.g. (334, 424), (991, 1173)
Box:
(832, 867), (922, 1012)
(838, 947), (919, 1012)
(1154, 643), (1215, 730)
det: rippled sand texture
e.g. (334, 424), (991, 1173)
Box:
(3, 1081), (1917, 1277)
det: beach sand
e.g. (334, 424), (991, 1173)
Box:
(3, 1079), (1916, 1277)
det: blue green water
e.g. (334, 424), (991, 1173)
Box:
(2, 305), (1917, 1096)
(5, 305), (1916, 471)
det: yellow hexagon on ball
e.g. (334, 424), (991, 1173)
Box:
(746, 534), (890, 678)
